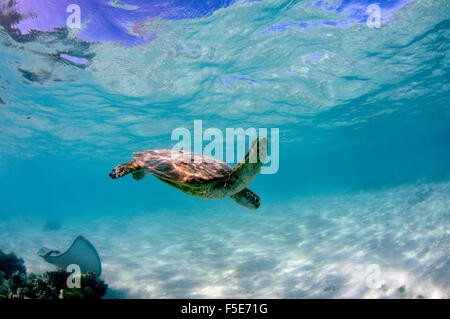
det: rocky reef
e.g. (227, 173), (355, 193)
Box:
(0, 249), (108, 299)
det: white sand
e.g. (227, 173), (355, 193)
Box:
(0, 182), (448, 298)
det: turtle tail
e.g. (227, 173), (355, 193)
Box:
(109, 161), (142, 179)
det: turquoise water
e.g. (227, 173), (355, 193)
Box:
(0, 0), (449, 298)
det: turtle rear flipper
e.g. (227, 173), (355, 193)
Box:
(132, 170), (149, 180)
(225, 138), (267, 196)
(230, 188), (260, 209)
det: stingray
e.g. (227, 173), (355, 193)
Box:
(37, 236), (101, 276)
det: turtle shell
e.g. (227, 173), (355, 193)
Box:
(133, 149), (232, 184)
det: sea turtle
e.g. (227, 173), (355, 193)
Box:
(109, 138), (267, 209)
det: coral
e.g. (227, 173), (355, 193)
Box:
(0, 249), (26, 277)
(81, 271), (108, 298)
(0, 250), (108, 299)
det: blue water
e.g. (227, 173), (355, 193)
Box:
(0, 0), (449, 298)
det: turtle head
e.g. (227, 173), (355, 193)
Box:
(225, 137), (268, 196)
(249, 137), (268, 165)
(109, 161), (141, 179)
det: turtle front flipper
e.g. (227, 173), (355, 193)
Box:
(230, 188), (260, 209)
(109, 161), (142, 179)
(224, 137), (267, 196)
(132, 170), (149, 180)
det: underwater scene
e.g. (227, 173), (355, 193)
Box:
(0, 0), (449, 299)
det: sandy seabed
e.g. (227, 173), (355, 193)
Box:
(1, 182), (448, 298)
